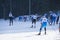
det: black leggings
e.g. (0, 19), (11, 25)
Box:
(9, 17), (13, 26)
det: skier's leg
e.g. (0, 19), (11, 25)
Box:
(44, 27), (46, 35)
(12, 19), (13, 26)
(9, 18), (11, 26)
(31, 20), (33, 28)
(49, 20), (51, 25)
(56, 21), (58, 24)
(54, 19), (55, 25)
(38, 27), (42, 35)
(34, 21), (36, 28)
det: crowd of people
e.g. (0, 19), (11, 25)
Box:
(8, 11), (60, 35)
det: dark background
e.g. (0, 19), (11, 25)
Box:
(0, 0), (60, 19)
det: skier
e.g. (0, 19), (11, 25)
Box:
(49, 11), (53, 25)
(24, 16), (27, 22)
(52, 13), (57, 25)
(38, 16), (48, 35)
(31, 15), (37, 28)
(9, 11), (13, 26)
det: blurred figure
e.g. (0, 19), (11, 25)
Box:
(24, 16), (27, 22)
(49, 11), (57, 25)
(19, 16), (22, 21)
(49, 11), (53, 25)
(56, 15), (59, 24)
(38, 16), (48, 35)
(56, 11), (60, 24)
(9, 11), (13, 26)
(31, 15), (37, 28)
(52, 13), (57, 25)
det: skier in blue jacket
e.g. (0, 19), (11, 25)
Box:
(38, 16), (48, 35)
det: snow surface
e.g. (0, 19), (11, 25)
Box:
(0, 19), (60, 40)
